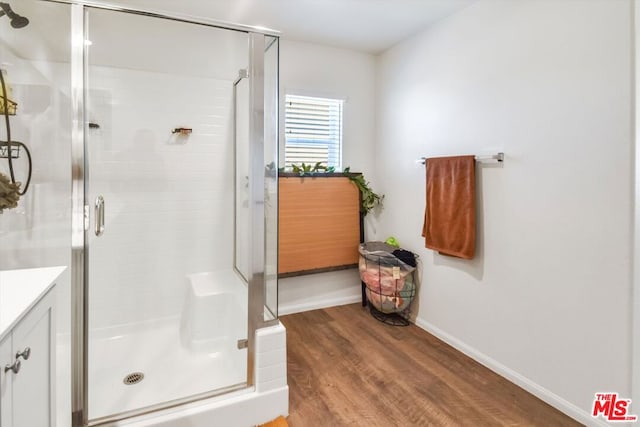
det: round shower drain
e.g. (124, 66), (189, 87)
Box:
(123, 372), (144, 385)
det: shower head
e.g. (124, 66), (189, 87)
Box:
(0, 3), (28, 29)
(10, 15), (28, 29)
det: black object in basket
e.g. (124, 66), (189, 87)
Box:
(359, 242), (417, 326)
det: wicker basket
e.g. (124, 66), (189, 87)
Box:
(359, 242), (417, 324)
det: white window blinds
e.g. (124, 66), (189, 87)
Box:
(285, 95), (343, 170)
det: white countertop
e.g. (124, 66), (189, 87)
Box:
(0, 266), (65, 341)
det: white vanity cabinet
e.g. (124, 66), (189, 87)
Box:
(0, 333), (11, 426)
(0, 267), (63, 427)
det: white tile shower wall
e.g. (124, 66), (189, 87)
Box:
(255, 323), (287, 393)
(375, 0), (632, 422)
(87, 66), (237, 329)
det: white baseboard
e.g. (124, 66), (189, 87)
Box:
(414, 318), (608, 427)
(278, 295), (361, 316)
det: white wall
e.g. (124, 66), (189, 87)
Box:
(375, 0), (633, 423)
(277, 40), (377, 313)
(279, 40), (376, 175)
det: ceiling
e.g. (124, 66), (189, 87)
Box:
(105, 0), (475, 54)
(1, 0), (476, 77)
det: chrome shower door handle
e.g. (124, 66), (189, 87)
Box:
(95, 195), (105, 236)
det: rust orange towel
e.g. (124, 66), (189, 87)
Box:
(422, 155), (476, 259)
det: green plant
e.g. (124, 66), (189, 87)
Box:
(344, 167), (384, 216)
(284, 163), (384, 215)
(290, 162), (335, 176)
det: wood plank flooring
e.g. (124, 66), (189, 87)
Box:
(280, 304), (581, 426)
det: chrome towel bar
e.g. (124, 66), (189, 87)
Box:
(418, 152), (504, 165)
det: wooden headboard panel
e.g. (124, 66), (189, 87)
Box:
(278, 175), (361, 276)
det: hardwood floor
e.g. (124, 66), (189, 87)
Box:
(280, 304), (581, 426)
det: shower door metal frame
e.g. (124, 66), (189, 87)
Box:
(69, 4), (87, 427)
(63, 2), (280, 425)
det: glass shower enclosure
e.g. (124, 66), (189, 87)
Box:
(68, 4), (279, 425)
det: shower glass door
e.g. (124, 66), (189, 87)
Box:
(83, 7), (253, 422)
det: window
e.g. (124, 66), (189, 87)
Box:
(285, 94), (343, 170)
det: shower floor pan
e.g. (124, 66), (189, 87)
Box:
(88, 270), (248, 421)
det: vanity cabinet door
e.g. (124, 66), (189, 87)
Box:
(11, 290), (55, 427)
(0, 334), (12, 427)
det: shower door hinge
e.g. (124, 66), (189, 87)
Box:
(237, 339), (248, 349)
(83, 204), (90, 231)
